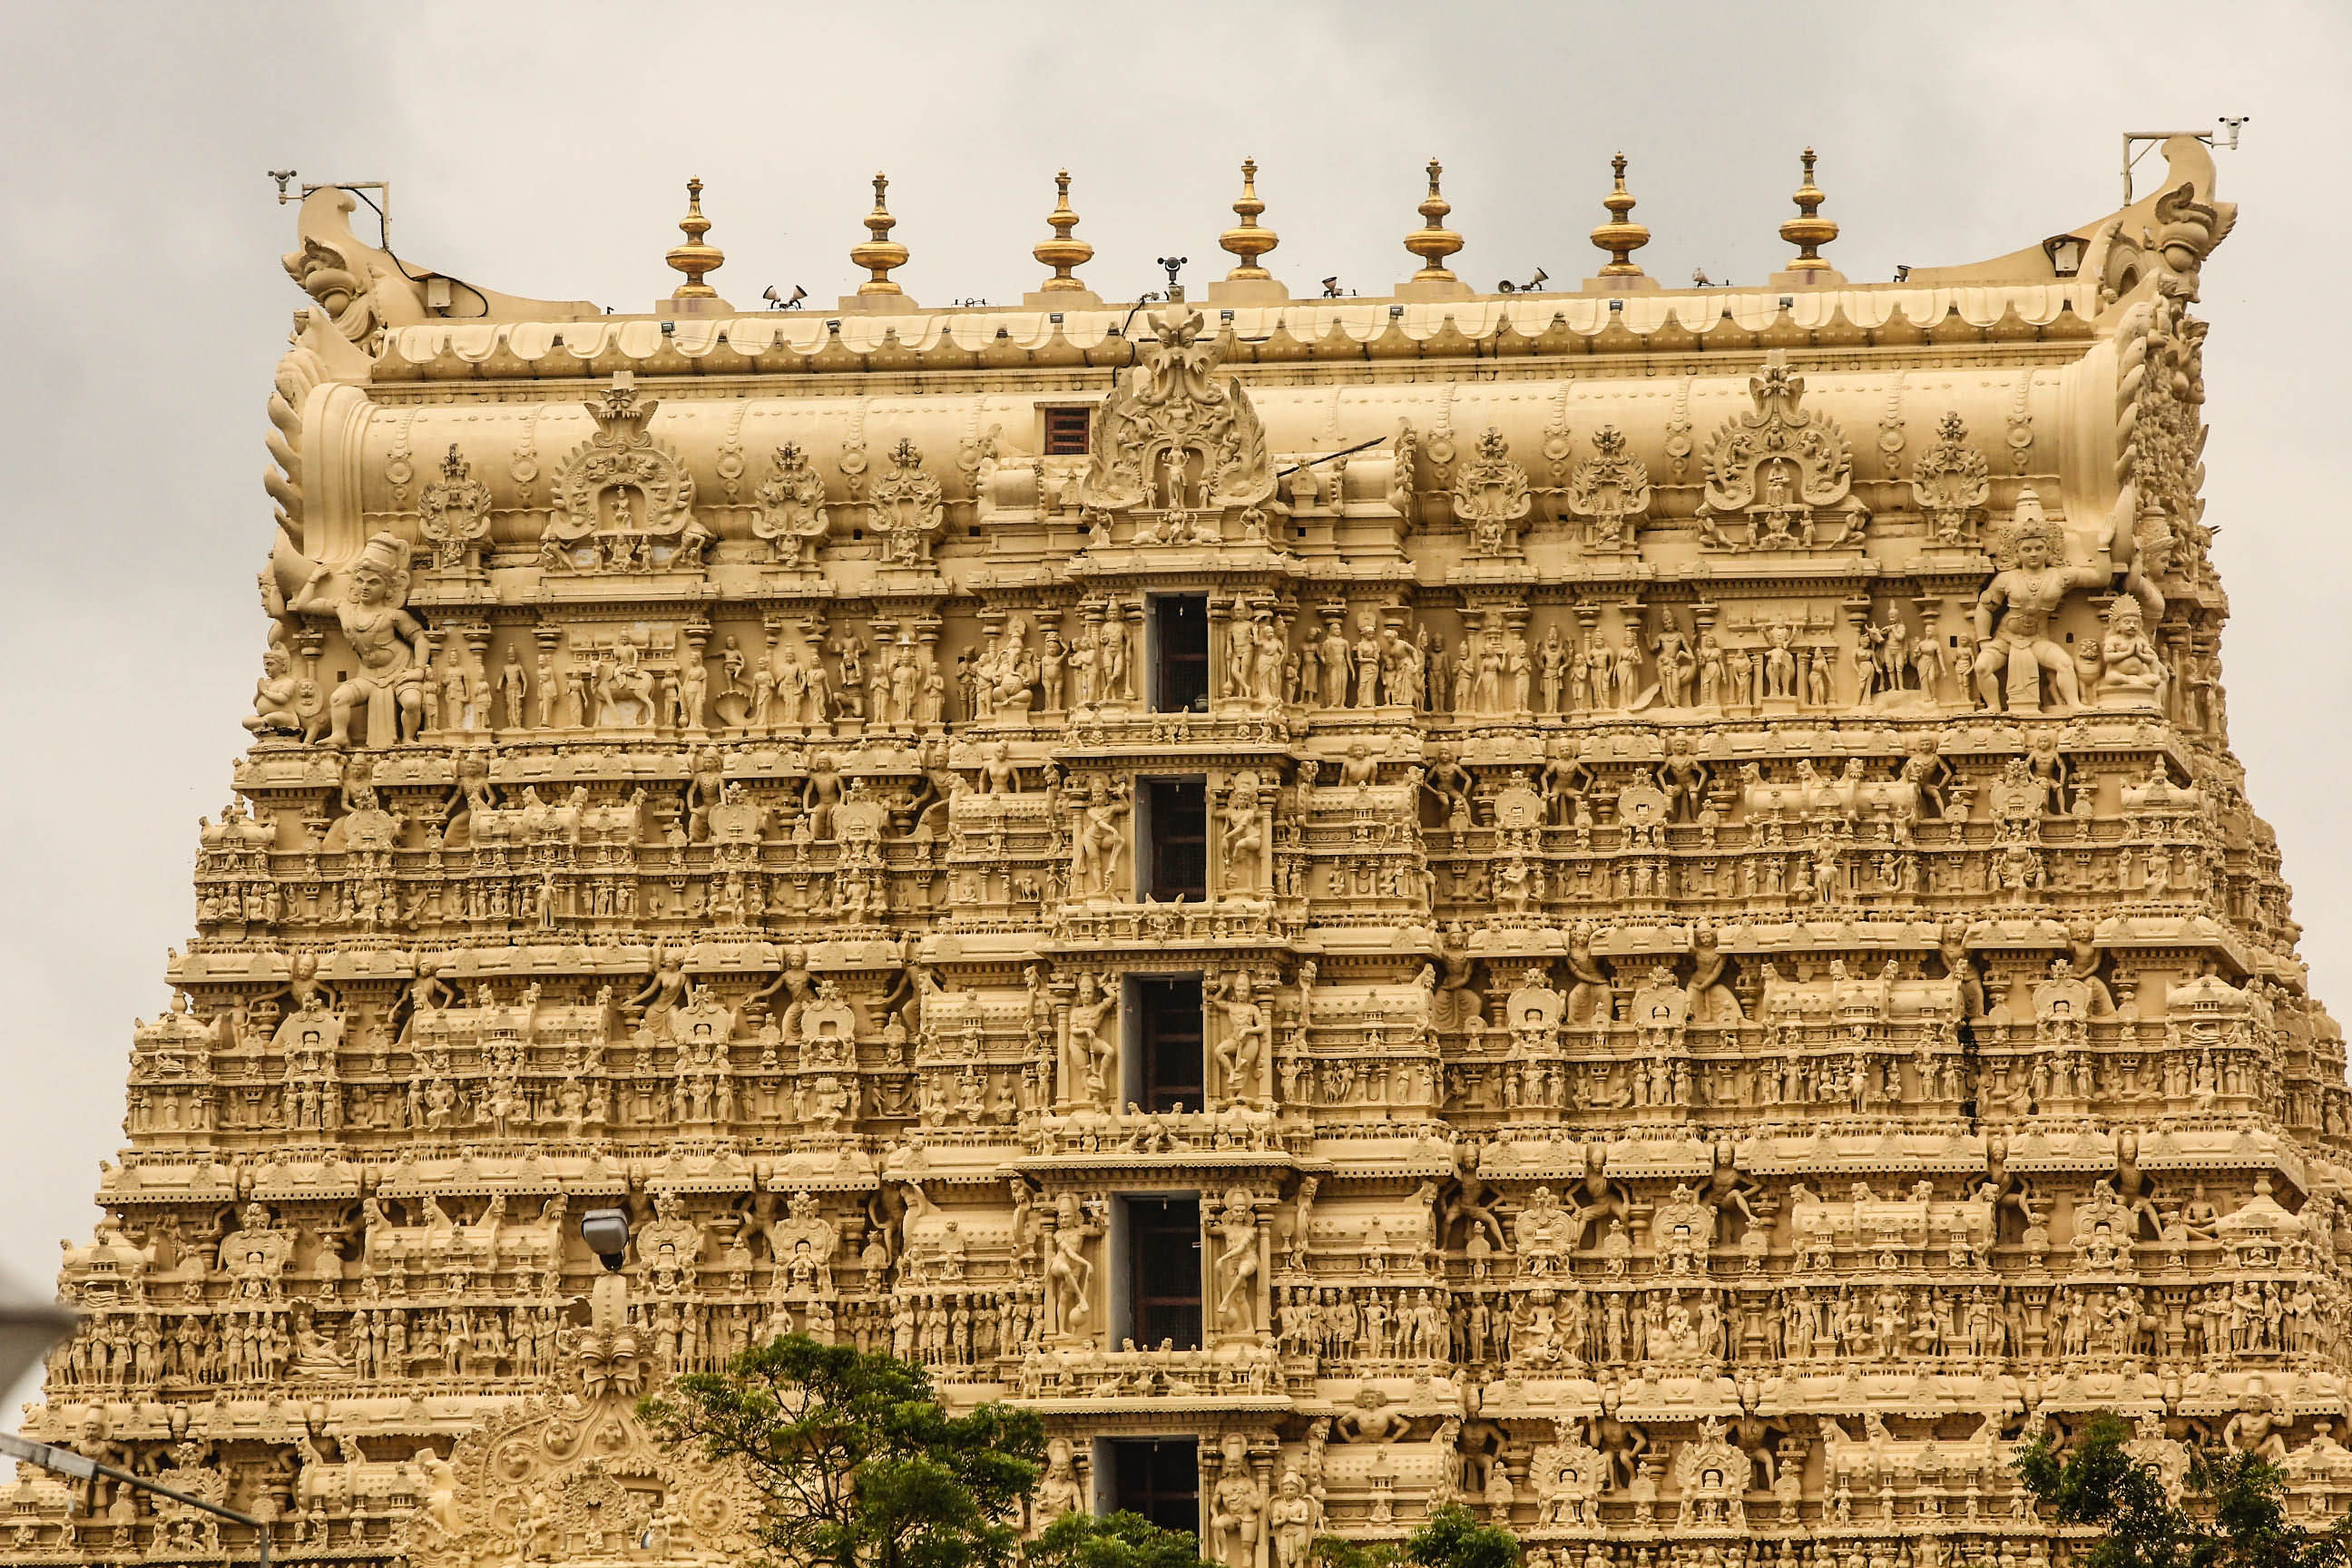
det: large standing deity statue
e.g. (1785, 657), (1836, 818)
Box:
(289, 530), (430, 747)
(1970, 490), (2111, 713)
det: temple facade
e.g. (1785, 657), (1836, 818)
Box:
(15, 136), (2350, 1568)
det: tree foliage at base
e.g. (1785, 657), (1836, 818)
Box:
(1026, 1509), (1218, 1568)
(1312, 1504), (1522, 1568)
(2017, 1413), (2352, 1568)
(641, 1333), (1046, 1568)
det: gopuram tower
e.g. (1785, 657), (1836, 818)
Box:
(15, 137), (2346, 1568)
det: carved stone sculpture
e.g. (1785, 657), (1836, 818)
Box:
(1972, 489), (2110, 711)
(25, 138), (2346, 1568)
(753, 440), (831, 566)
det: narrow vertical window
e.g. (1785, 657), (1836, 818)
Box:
(1152, 595), (1209, 713)
(1123, 1197), (1202, 1350)
(1106, 1437), (1200, 1536)
(1142, 779), (1207, 902)
(1133, 975), (1205, 1112)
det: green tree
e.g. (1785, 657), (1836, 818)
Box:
(2016, 1413), (2352, 1568)
(1026, 1509), (1217, 1568)
(1400, 1505), (1521, 1568)
(1313, 1504), (1520, 1568)
(1312, 1537), (1401, 1568)
(642, 1333), (1046, 1568)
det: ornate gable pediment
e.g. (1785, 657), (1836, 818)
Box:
(544, 374), (705, 574)
(401, 1387), (758, 1568)
(1563, 423), (1650, 551)
(404, 1268), (760, 1568)
(1449, 428), (1532, 557)
(1698, 349), (1859, 551)
(1911, 410), (1989, 544)
(751, 439), (831, 566)
(1078, 305), (1272, 531)
(417, 445), (494, 571)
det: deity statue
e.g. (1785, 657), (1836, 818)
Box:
(1034, 1437), (1088, 1526)
(1269, 1469), (1323, 1568)
(1688, 931), (1745, 1025)
(1536, 627), (1567, 713)
(1651, 616), (1695, 708)
(1209, 1432), (1267, 1567)
(1210, 1191), (1263, 1332)
(1045, 1194), (1104, 1338)
(596, 641), (657, 728)
(289, 532), (430, 747)
(678, 644), (710, 730)
(1063, 973), (1118, 1107)
(1761, 623), (1798, 700)
(2092, 592), (2168, 706)
(244, 632), (313, 738)
(1219, 775), (1265, 894)
(1210, 972), (1271, 1104)
(1972, 489), (2109, 711)
(1073, 777), (1132, 899)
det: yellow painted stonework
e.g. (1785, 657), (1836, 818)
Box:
(16, 138), (2347, 1568)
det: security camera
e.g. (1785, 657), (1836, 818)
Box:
(581, 1208), (631, 1271)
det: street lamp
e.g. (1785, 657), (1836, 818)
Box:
(0, 1298), (270, 1568)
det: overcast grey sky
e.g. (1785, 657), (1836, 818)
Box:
(0, 0), (2344, 1373)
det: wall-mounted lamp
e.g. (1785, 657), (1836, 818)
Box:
(2041, 234), (2086, 279)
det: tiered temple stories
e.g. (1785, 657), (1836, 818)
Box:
(19, 138), (2351, 1568)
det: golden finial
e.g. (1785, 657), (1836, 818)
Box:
(1032, 170), (1093, 293)
(1220, 157), (1279, 280)
(850, 172), (909, 297)
(664, 177), (724, 299)
(1589, 152), (1650, 277)
(1404, 157), (1464, 282)
(1779, 147), (1838, 273)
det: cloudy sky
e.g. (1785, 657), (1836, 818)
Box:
(0, 0), (2344, 1394)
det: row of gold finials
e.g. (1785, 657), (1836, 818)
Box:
(662, 152), (1841, 303)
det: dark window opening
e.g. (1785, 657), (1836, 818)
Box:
(1135, 976), (1204, 1113)
(1152, 596), (1209, 713)
(1109, 1438), (1199, 1537)
(1044, 406), (1093, 456)
(1142, 779), (1206, 902)
(1124, 1199), (1203, 1349)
